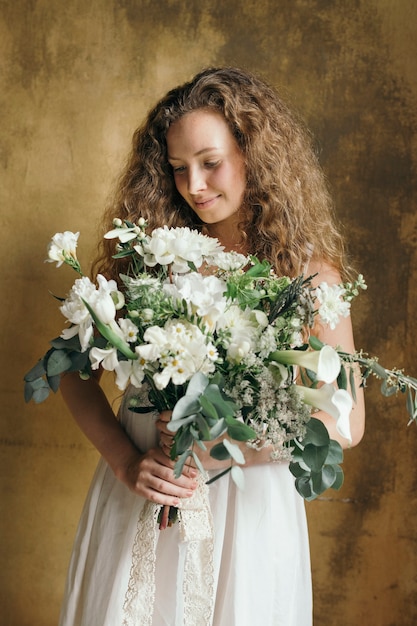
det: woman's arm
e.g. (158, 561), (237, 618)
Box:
(60, 371), (198, 505)
(307, 260), (365, 448)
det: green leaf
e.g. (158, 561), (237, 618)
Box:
(289, 461), (309, 478)
(173, 449), (193, 478)
(167, 413), (198, 432)
(210, 442), (231, 461)
(172, 395), (202, 420)
(311, 465), (337, 494)
(209, 417), (227, 439)
(326, 439), (344, 464)
(46, 374), (61, 393)
(231, 465), (245, 489)
(303, 443), (329, 472)
(224, 415), (257, 441)
(337, 365), (348, 390)
(195, 414), (211, 440)
(46, 349), (73, 377)
(349, 367), (357, 403)
(24, 360), (46, 382)
(302, 417), (330, 446)
(309, 336), (324, 351)
(32, 385), (51, 404)
(186, 372), (209, 396)
(199, 395), (219, 421)
(370, 362), (388, 379)
(191, 450), (206, 475)
(223, 439), (245, 464)
(204, 384), (237, 417)
(295, 476), (314, 500)
(331, 465), (344, 490)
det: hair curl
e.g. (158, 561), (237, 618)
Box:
(93, 66), (349, 281)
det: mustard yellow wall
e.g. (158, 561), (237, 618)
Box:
(1, 1), (417, 624)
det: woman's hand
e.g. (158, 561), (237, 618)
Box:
(117, 446), (198, 507)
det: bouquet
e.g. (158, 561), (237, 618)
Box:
(24, 219), (417, 509)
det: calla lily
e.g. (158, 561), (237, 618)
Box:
(269, 345), (341, 384)
(295, 383), (352, 443)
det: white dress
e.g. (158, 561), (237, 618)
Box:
(59, 386), (312, 626)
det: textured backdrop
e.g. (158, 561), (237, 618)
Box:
(1, 1), (416, 624)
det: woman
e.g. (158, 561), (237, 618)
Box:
(58, 67), (365, 626)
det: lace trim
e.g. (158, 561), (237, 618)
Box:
(122, 474), (215, 626)
(122, 501), (160, 626)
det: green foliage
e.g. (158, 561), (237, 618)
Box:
(289, 418), (344, 501)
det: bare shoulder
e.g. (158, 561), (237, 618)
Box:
(306, 259), (342, 287)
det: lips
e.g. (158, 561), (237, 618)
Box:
(194, 196), (220, 210)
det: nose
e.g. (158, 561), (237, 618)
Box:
(187, 166), (207, 195)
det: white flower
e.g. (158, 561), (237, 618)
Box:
(217, 306), (263, 364)
(89, 346), (119, 372)
(163, 273), (227, 329)
(114, 359), (145, 390)
(139, 226), (223, 273)
(104, 225), (140, 243)
(316, 282), (351, 330)
(210, 250), (249, 271)
(269, 345), (341, 384)
(60, 276), (97, 350)
(136, 319), (217, 390)
(118, 318), (139, 343)
(46, 231), (79, 267)
(295, 384), (352, 443)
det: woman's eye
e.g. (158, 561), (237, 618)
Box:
(205, 161), (220, 168)
(172, 165), (186, 174)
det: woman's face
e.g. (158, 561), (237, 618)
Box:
(166, 109), (246, 235)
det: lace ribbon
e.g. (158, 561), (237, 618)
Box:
(122, 473), (215, 626)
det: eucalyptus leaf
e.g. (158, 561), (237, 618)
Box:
(231, 465), (245, 489)
(331, 465), (344, 490)
(210, 442), (231, 461)
(191, 450), (206, 475)
(32, 386), (52, 404)
(289, 461), (309, 478)
(172, 395), (201, 420)
(24, 360), (46, 382)
(46, 349), (73, 377)
(199, 395), (219, 421)
(303, 443), (329, 472)
(167, 413), (199, 432)
(311, 465), (336, 494)
(223, 439), (245, 464)
(209, 417), (227, 439)
(173, 449), (193, 478)
(302, 417), (330, 446)
(349, 367), (357, 403)
(224, 415), (257, 441)
(295, 476), (314, 500)
(337, 365), (348, 390)
(186, 372), (209, 396)
(371, 362), (389, 379)
(46, 373), (61, 393)
(326, 439), (344, 464)
(195, 414), (211, 440)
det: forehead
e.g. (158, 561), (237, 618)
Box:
(166, 109), (237, 156)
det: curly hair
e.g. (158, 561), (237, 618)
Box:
(93, 66), (349, 281)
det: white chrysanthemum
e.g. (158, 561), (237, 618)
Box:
(46, 231), (79, 267)
(209, 250), (249, 271)
(118, 318), (139, 343)
(316, 282), (351, 330)
(163, 273), (227, 329)
(217, 306), (264, 364)
(140, 226), (223, 273)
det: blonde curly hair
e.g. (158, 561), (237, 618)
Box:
(94, 67), (349, 281)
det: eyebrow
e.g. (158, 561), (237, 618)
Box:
(168, 147), (220, 161)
